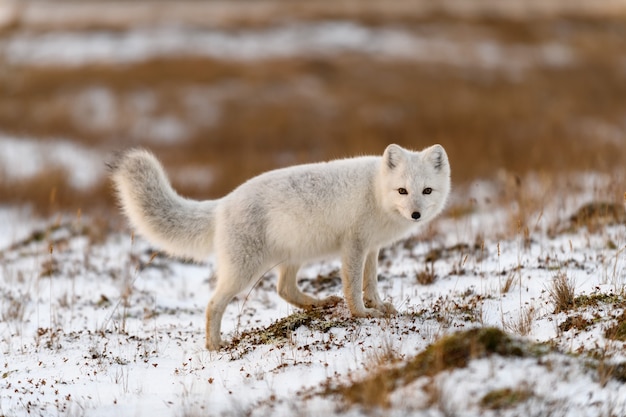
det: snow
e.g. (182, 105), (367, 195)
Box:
(1, 172), (625, 416)
(0, 23), (575, 72)
(0, 135), (105, 190)
(0, 207), (45, 250)
(0, 135), (214, 192)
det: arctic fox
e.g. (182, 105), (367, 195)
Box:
(109, 144), (451, 350)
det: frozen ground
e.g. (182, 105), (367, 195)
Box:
(1, 172), (625, 416)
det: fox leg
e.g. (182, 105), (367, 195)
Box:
(205, 258), (266, 350)
(205, 286), (237, 351)
(363, 249), (398, 315)
(277, 264), (341, 309)
(341, 243), (384, 318)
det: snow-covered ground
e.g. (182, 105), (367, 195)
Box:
(1, 22), (574, 72)
(0, 136), (106, 190)
(1, 172), (625, 416)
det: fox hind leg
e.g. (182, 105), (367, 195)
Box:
(205, 288), (236, 351)
(277, 264), (341, 309)
(205, 259), (268, 350)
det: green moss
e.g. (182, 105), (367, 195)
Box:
(574, 292), (625, 308)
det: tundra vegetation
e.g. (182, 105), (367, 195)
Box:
(0, 1), (625, 416)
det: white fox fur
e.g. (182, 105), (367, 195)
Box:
(109, 144), (451, 350)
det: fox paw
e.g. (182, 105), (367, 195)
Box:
(301, 295), (342, 310)
(365, 299), (398, 316)
(352, 307), (385, 319)
(378, 302), (398, 315)
(205, 337), (226, 351)
(320, 295), (343, 307)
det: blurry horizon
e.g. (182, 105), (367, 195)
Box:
(1, 0), (625, 214)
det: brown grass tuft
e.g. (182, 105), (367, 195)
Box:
(605, 311), (626, 341)
(569, 202), (626, 233)
(416, 261), (437, 285)
(548, 272), (576, 313)
(506, 305), (536, 336)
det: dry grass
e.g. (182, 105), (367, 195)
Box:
(506, 305), (537, 337)
(480, 386), (533, 410)
(0, 14), (626, 215)
(0, 167), (113, 217)
(569, 202), (626, 233)
(558, 314), (593, 333)
(329, 327), (526, 408)
(605, 311), (626, 342)
(548, 272), (576, 314)
(416, 262), (437, 285)
(7, 0), (626, 33)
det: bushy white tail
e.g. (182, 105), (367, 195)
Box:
(108, 149), (217, 261)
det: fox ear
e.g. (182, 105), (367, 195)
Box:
(425, 144), (449, 172)
(383, 144), (405, 170)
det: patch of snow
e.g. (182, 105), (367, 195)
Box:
(71, 86), (119, 133)
(69, 87), (193, 144)
(0, 135), (105, 189)
(171, 166), (215, 189)
(0, 207), (45, 250)
(131, 114), (190, 145)
(1, 22), (576, 72)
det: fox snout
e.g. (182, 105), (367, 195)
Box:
(411, 211), (421, 220)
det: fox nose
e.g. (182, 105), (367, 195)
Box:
(411, 211), (421, 220)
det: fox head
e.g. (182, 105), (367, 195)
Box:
(379, 144), (451, 224)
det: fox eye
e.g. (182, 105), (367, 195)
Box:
(398, 188), (408, 195)
(422, 187), (433, 195)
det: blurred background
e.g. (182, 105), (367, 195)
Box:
(0, 0), (625, 220)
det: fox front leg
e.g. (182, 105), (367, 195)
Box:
(363, 249), (398, 315)
(277, 264), (342, 309)
(341, 243), (384, 318)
